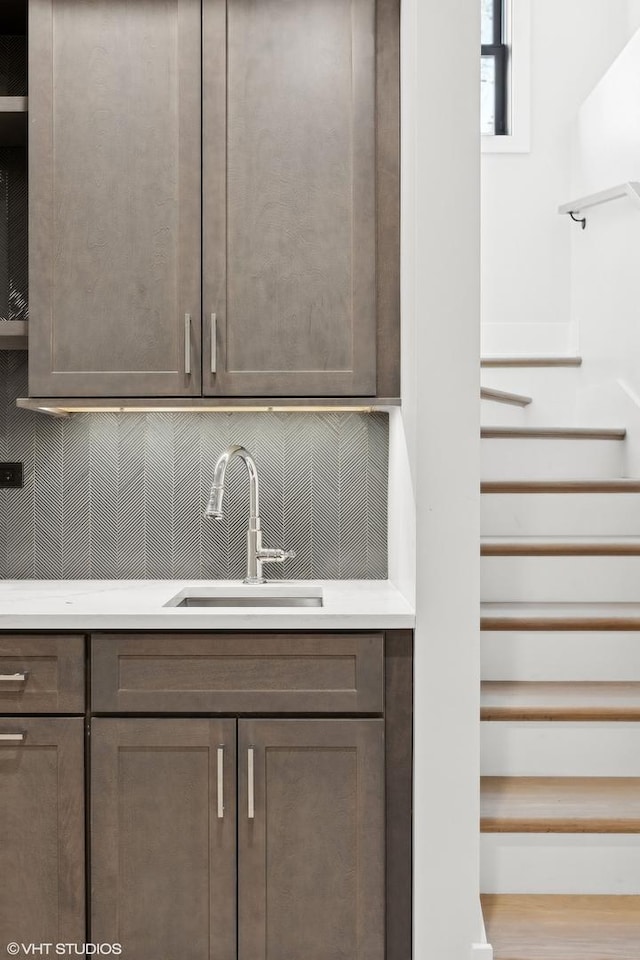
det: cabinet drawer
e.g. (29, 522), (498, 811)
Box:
(91, 633), (384, 714)
(0, 635), (85, 713)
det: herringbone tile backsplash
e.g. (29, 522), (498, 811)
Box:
(0, 354), (388, 579)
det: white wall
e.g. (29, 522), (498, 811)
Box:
(403, 0), (482, 958)
(482, 0), (629, 357)
(629, 0), (640, 33)
(568, 28), (640, 474)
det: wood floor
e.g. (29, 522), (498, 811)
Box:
(482, 895), (640, 960)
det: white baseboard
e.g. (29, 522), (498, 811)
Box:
(471, 944), (493, 959)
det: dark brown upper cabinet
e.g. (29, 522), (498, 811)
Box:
(28, 0), (399, 400)
(28, 0), (202, 397)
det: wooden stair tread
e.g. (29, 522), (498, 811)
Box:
(482, 480), (640, 494)
(481, 357), (583, 368)
(482, 427), (626, 440)
(482, 602), (640, 631)
(482, 386), (533, 407)
(481, 778), (640, 833)
(481, 682), (640, 720)
(482, 894), (640, 960)
(482, 538), (640, 556)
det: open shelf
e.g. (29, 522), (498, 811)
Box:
(0, 96), (27, 111)
(0, 17), (28, 331)
(0, 146), (28, 325)
(0, 319), (26, 349)
(0, 96), (26, 146)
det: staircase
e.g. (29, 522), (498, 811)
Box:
(480, 357), (640, 959)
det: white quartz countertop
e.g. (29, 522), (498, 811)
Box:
(0, 580), (415, 630)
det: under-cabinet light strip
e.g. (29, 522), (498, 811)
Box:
(20, 404), (381, 416)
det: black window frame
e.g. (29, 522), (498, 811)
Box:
(482, 0), (509, 136)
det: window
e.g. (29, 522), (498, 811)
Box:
(482, 0), (530, 153)
(481, 0), (508, 135)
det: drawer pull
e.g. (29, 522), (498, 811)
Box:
(184, 313), (192, 375)
(0, 672), (28, 683)
(0, 732), (25, 743)
(248, 747), (255, 820)
(217, 746), (224, 819)
(210, 313), (217, 374)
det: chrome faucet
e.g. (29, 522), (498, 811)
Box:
(205, 444), (295, 584)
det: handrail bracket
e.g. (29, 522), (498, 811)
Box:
(559, 181), (640, 228)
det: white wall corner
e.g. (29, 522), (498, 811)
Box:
(471, 944), (494, 960)
(387, 407), (416, 604)
(404, 0), (481, 955)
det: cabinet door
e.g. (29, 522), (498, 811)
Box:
(91, 719), (236, 960)
(238, 719), (385, 960)
(29, 0), (202, 397)
(0, 717), (85, 944)
(203, 0), (378, 397)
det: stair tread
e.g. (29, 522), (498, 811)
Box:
(482, 602), (640, 631)
(482, 387), (533, 407)
(481, 356), (583, 368)
(482, 537), (640, 556)
(482, 480), (640, 493)
(481, 777), (640, 833)
(482, 894), (640, 959)
(481, 681), (640, 720)
(482, 427), (626, 440)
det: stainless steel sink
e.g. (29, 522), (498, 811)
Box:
(165, 586), (323, 609)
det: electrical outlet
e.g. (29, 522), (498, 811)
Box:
(0, 462), (23, 488)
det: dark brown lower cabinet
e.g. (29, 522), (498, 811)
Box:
(238, 719), (385, 960)
(91, 718), (385, 960)
(91, 719), (237, 960)
(0, 717), (85, 944)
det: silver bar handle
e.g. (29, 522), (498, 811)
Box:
(217, 746), (224, 819)
(210, 313), (217, 374)
(0, 733), (25, 742)
(248, 747), (255, 820)
(0, 672), (28, 683)
(184, 313), (192, 375)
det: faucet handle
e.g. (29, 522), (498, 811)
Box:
(259, 547), (296, 564)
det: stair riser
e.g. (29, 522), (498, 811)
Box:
(480, 399), (529, 427)
(482, 556), (640, 602)
(480, 367), (582, 421)
(482, 632), (640, 681)
(481, 493), (640, 537)
(481, 722), (640, 777)
(481, 834), (640, 894)
(482, 439), (625, 480)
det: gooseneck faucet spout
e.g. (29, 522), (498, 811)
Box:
(206, 444), (260, 520)
(205, 444), (295, 584)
